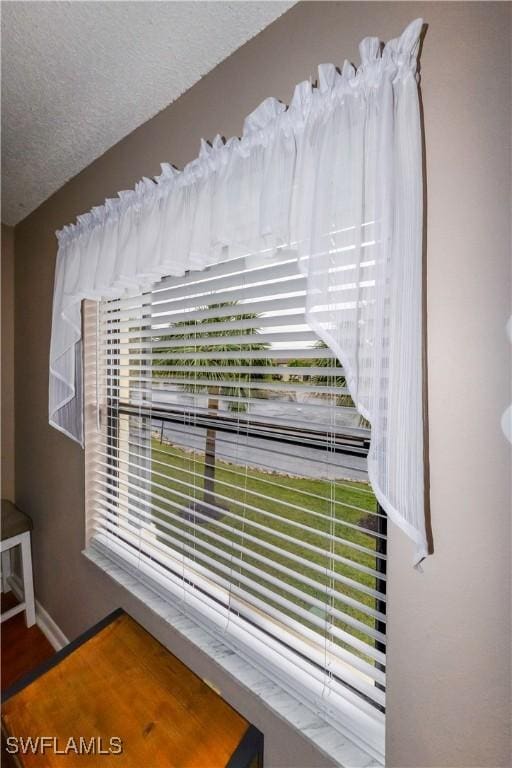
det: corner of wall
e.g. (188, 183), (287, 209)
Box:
(1, 222), (15, 501)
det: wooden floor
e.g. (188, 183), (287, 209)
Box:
(1, 591), (55, 691)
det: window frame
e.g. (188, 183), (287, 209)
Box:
(82, 277), (387, 760)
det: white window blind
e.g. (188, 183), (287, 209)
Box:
(86, 251), (386, 749)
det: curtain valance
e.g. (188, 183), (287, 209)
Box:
(50, 18), (428, 563)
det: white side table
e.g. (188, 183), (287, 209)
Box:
(1, 499), (36, 627)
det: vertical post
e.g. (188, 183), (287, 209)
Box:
(107, 303), (120, 523)
(84, 300), (102, 547)
(20, 533), (36, 627)
(203, 387), (220, 510)
(1, 548), (12, 593)
(375, 502), (387, 699)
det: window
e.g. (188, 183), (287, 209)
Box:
(85, 251), (386, 750)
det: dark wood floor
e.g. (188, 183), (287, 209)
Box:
(1, 591), (55, 691)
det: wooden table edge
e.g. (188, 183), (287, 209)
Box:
(2, 607), (264, 767)
(226, 724), (264, 768)
(1, 608), (124, 704)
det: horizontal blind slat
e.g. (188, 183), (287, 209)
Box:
(93, 444), (383, 557)
(94, 437), (380, 534)
(91, 494), (385, 657)
(91, 506), (386, 666)
(101, 312), (311, 337)
(104, 294), (330, 323)
(92, 486), (383, 636)
(101, 364), (346, 377)
(104, 331), (320, 349)
(102, 347), (335, 362)
(101, 375), (350, 397)
(93, 467), (385, 581)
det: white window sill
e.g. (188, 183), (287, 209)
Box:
(83, 540), (384, 768)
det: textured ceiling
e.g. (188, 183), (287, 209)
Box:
(1, 1), (294, 226)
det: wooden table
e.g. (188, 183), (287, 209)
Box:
(2, 609), (263, 767)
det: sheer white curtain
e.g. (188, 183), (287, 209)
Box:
(49, 18), (428, 562)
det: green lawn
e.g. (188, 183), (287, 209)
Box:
(148, 436), (382, 665)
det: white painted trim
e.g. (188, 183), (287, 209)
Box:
(35, 600), (69, 651)
(1, 532), (28, 552)
(7, 575), (69, 651)
(2, 531), (36, 626)
(1, 602), (26, 622)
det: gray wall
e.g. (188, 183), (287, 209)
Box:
(12, 3), (511, 767)
(2, 223), (15, 500)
